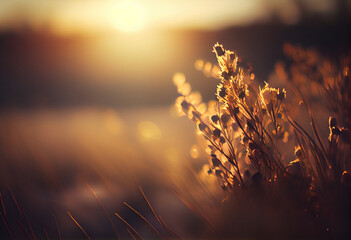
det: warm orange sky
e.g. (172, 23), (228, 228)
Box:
(0, 0), (344, 34)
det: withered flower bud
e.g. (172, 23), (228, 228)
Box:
(198, 122), (211, 136)
(214, 45), (225, 57)
(234, 107), (240, 114)
(191, 110), (201, 123)
(219, 86), (227, 98)
(221, 71), (232, 80)
(332, 127), (341, 135)
(242, 136), (249, 143)
(220, 113), (231, 125)
(294, 146), (303, 158)
(181, 100), (190, 112)
(213, 128), (221, 137)
(329, 117), (337, 129)
(211, 156), (222, 167)
(277, 89), (286, 101)
(211, 115), (220, 124)
(238, 90), (246, 99)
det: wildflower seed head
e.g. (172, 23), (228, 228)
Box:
(190, 110), (202, 123)
(198, 122), (211, 136)
(211, 115), (220, 124)
(221, 70), (232, 80)
(213, 128), (221, 138)
(211, 155), (222, 167)
(214, 43), (238, 80)
(329, 116), (337, 129)
(217, 84), (227, 98)
(332, 127), (341, 135)
(220, 113), (231, 126)
(242, 135), (249, 144)
(260, 83), (278, 104)
(277, 88), (286, 102)
(181, 100), (190, 113)
(213, 42), (225, 57)
(294, 145), (303, 158)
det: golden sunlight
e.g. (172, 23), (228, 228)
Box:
(111, 0), (146, 32)
(138, 121), (162, 141)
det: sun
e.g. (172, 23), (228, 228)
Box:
(112, 0), (146, 33)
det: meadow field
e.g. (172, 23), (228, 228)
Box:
(0, 1), (351, 239)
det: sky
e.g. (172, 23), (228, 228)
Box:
(0, 0), (347, 34)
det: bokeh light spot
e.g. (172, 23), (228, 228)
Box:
(190, 144), (200, 159)
(138, 121), (162, 141)
(173, 72), (186, 87)
(104, 110), (123, 135)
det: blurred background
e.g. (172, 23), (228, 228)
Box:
(0, 0), (350, 239)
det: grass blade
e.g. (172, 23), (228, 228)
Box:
(87, 184), (120, 240)
(123, 202), (164, 239)
(66, 211), (91, 240)
(0, 211), (15, 240)
(53, 215), (62, 240)
(114, 212), (144, 240)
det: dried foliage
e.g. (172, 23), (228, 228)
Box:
(174, 43), (351, 238)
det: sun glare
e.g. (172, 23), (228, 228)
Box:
(112, 0), (146, 33)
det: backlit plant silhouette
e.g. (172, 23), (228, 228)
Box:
(174, 43), (351, 238)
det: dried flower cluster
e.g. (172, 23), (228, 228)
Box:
(174, 44), (351, 231)
(175, 43), (293, 191)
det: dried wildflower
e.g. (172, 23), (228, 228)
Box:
(211, 155), (222, 167)
(211, 115), (220, 124)
(213, 128), (221, 138)
(173, 43), (351, 239)
(294, 145), (303, 158)
(174, 43), (296, 189)
(213, 43), (225, 57)
(181, 100), (190, 112)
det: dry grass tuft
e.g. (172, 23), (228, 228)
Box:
(174, 43), (351, 239)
